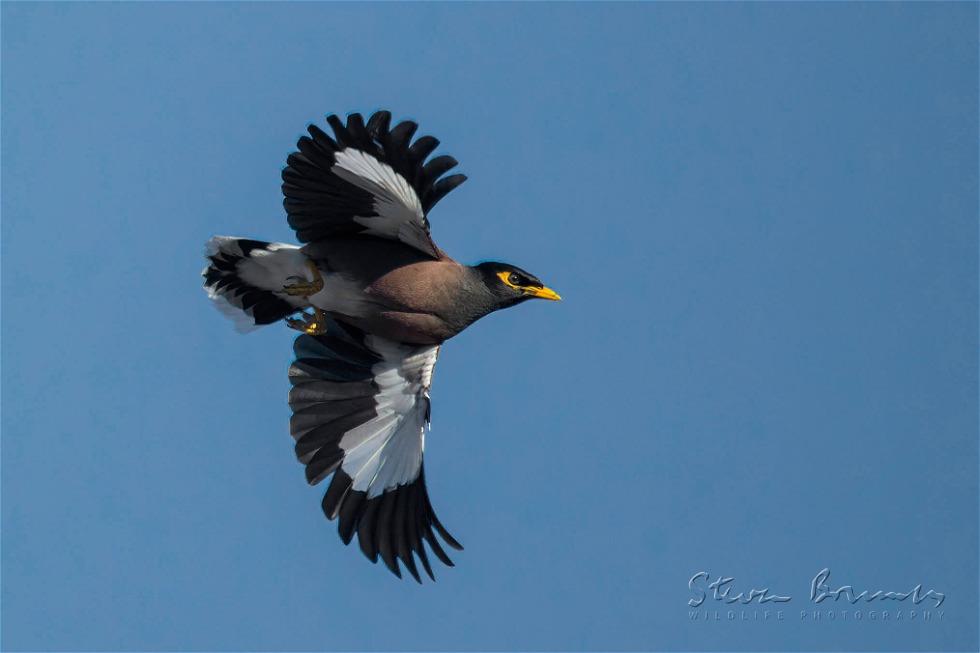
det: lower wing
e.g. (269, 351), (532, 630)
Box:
(288, 319), (462, 582)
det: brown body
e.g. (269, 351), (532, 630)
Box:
(303, 238), (491, 344)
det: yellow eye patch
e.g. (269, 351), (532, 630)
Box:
(497, 270), (522, 290)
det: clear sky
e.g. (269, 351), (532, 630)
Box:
(2, 3), (977, 652)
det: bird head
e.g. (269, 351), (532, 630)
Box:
(473, 261), (562, 308)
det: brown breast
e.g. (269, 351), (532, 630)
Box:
(303, 238), (469, 344)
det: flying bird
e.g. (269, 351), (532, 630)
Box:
(202, 110), (560, 582)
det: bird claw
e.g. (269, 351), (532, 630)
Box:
(283, 260), (324, 297)
(286, 308), (329, 336)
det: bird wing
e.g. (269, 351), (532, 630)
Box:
(282, 110), (467, 258)
(288, 318), (462, 582)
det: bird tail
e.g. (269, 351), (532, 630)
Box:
(202, 236), (310, 332)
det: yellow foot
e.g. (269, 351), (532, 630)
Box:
(286, 308), (329, 335)
(283, 260), (324, 297)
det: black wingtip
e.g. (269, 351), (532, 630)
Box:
(384, 557), (403, 579)
(424, 528), (455, 567)
(326, 114), (349, 146)
(430, 514), (464, 551)
(389, 120), (419, 148)
(408, 135), (440, 162)
(366, 110), (391, 139)
(421, 154), (458, 182)
(321, 470), (352, 520)
(337, 490), (364, 544)
(306, 124), (337, 151)
(403, 556), (422, 584)
(357, 499), (381, 563)
(346, 112), (365, 128)
(376, 491), (401, 577)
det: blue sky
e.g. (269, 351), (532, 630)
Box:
(2, 3), (976, 651)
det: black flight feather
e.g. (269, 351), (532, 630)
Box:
(281, 109), (468, 251)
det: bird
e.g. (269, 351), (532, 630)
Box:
(202, 110), (560, 582)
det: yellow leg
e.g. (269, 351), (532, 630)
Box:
(285, 307), (329, 335)
(283, 260), (324, 297)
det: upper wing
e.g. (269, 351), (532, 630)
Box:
(288, 318), (462, 582)
(282, 110), (468, 258)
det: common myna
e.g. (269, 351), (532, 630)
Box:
(202, 110), (560, 582)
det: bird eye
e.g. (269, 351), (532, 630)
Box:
(508, 273), (521, 286)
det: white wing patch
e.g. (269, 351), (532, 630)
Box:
(331, 148), (433, 253)
(339, 339), (438, 498)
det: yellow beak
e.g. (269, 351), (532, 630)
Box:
(525, 286), (562, 301)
